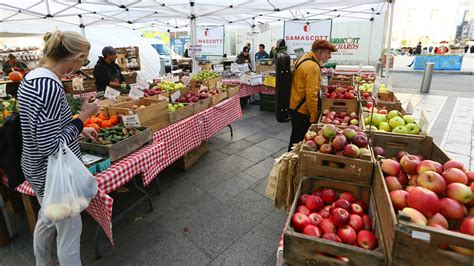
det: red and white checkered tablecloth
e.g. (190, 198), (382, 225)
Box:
(202, 95), (243, 139)
(15, 141), (166, 245)
(239, 84), (275, 97)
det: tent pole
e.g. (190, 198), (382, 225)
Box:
(367, 17), (374, 65)
(79, 15), (86, 37)
(251, 18), (256, 71)
(385, 0), (395, 77)
(190, 0), (198, 72)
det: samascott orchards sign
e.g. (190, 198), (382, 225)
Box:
(283, 20), (332, 55)
(331, 37), (361, 55)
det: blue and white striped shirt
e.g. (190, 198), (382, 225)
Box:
(18, 68), (82, 197)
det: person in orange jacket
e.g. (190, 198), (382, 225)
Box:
(288, 40), (337, 151)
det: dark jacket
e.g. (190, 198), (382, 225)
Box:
(415, 44), (422, 55)
(93, 57), (124, 92)
(255, 51), (270, 61)
(235, 53), (251, 65)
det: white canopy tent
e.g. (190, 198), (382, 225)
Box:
(0, 0), (394, 76)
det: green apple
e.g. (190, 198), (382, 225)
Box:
(364, 116), (370, 125)
(380, 114), (387, 123)
(405, 123), (420, 134)
(378, 129), (387, 132)
(379, 121), (391, 132)
(370, 113), (382, 126)
(392, 126), (408, 134)
(389, 116), (406, 128)
(387, 110), (402, 120)
(403, 115), (415, 124)
(368, 125), (378, 132)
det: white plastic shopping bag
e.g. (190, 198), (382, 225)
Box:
(42, 144), (98, 226)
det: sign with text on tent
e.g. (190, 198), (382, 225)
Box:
(196, 26), (225, 56)
(283, 19), (332, 55)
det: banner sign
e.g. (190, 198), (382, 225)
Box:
(283, 20), (332, 54)
(196, 26), (225, 56)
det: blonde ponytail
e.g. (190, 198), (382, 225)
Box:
(41, 30), (90, 65)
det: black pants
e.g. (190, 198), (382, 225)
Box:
(288, 110), (311, 151)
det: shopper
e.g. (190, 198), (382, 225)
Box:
(287, 40), (336, 151)
(270, 39), (288, 59)
(471, 45), (474, 54)
(235, 46), (252, 69)
(93, 46), (125, 93)
(17, 30), (99, 266)
(415, 42), (422, 55)
(464, 44), (470, 54)
(255, 44), (270, 61)
(2, 54), (27, 75)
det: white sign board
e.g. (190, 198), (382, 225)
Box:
(283, 20), (332, 55)
(129, 87), (145, 100)
(104, 86), (121, 100)
(122, 114), (141, 128)
(0, 83), (6, 97)
(196, 26), (225, 56)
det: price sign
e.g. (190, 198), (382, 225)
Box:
(138, 80), (149, 90)
(104, 86), (121, 100)
(130, 83), (140, 90)
(172, 75), (180, 83)
(216, 81), (223, 89)
(372, 78), (381, 101)
(129, 87), (145, 100)
(213, 64), (224, 72)
(419, 111), (429, 133)
(238, 63), (250, 73)
(0, 83), (6, 97)
(170, 90), (181, 102)
(122, 114), (141, 127)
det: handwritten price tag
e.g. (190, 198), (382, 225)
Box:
(104, 86), (121, 100)
(122, 114), (141, 127)
(216, 81), (223, 89)
(0, 83), (6, 97)
(171, 90), (181, 102)
(138, 80), (149, 90)
(129, 87), (145, 100)
(172, 75), (180, 83)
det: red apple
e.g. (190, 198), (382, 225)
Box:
(390, 190), (409, 210)
(312, 189), (322, 197)
(443, 160), (465, 171)
(396, 151), (409, 161)
(407, 187), (441, 218)
(335, 199), (352, 212)
(439, 198), (467, 220)
(314, 136), (328, 146)
(385, 176), (403, 192)
(321, 188), (337, 204)
(318, 207), (331, 218)
(292, 213), (310, 232)
(350, 203), (364, 216)
(460, 217), (474, 236)
(443, 168), (468, 185)
(402, 207), (427, 225)
(416, 171), (446, 194)
(357, 230), (378, 250)
(417, 160), (443, 174)
(382, 159), (401, 176)
(362, 214), (372, 230)
(447, 183), (472, 204)
(331, 208), (350, 227)
(296, 206), (311, 216)
(397, 171), (409, 186)
(466, 171), (474, 184)
(400, 155), (421, 175)
(405, 185), (416, 193)
(339, 192), (356, 203)
(322, 232), (342, 243)
(305, 131), (317, 141)
(305, 140), (317, 150)
(303, 224), (322, 238)
(320, 218), (336, 234)
(349, 214), (364, 232)
(373, 146), (384, 157)
(427, 213), (449, 229)
(306, 195), (325, 211)
(308, 213), (324, 226)
(299, 194), (310, 206)
(337, 225), (357, 244)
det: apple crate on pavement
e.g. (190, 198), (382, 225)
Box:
(371, 133), (474, 265)
(283, 176), (386, 265)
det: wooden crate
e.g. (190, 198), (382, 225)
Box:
(169, 103), (193, 124)
(190, 77), (222, 91)
(318, 110), (366, 131)
(123, 72), (137, 85)
(321, 97), (359, 114)
(63, 78), (96, 95)
(283, 177), (386, 265)
(107, 99), (169, 130)
(79, 128), (152, 162)
(360, 99), (404, 114)
(373, 161), (474, 265)
(363, 115), (428, 143)
(180, 141), (209, 170)
(98, 99), (116, 116)
(256, 64), (275, 74)
(226, 85), (240, 98)
(192, 97), (212, 114)
(371, 133), (444, 160)
(211, 91), (227, 105)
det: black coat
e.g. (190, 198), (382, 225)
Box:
(93, 57), (125, 92)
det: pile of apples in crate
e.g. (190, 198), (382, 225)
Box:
(304, 124), (370, 159)
(381, 153), (474, 255)
(320, 109), (360, 127)
(323, 85), (357, 99)
(364, 110), (421, 135)
(291, 188), (378, 255)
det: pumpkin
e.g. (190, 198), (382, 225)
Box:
(8, 71), (23, 82)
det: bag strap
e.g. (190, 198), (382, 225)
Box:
(293, 56), (320, 112)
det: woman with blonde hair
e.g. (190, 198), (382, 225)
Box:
(18, 30), (99, 266)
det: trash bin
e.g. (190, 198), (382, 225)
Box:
(420, 62), (434, 93)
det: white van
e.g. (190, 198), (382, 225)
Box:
(142, 37), (172, 72)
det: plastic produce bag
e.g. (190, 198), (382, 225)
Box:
(42, 144), (98, 226)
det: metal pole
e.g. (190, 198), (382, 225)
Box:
(367, 18), (374, 65)
(385, 0), (395, 76)
(420, 62), (434, 93)
(190, 1), (198, 73)
(251, 19), (256, 71)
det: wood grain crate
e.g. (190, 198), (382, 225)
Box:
(107, 99), (169, 131)
(190, 77), (222, 91)
(283, 177), (386, 266)
(225, 85), (240, 98)
(321, 97), (359, 114)
(318, 110), (366, 131)
(373, 161), (474, 265)
(211, 91), (227, 105)
(79, 128), (152, 162)
(169, 103), (193, 124)
(193, 97), (212, 114)
(180, 141), (209, 170)
(63, 78), (96, 95)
